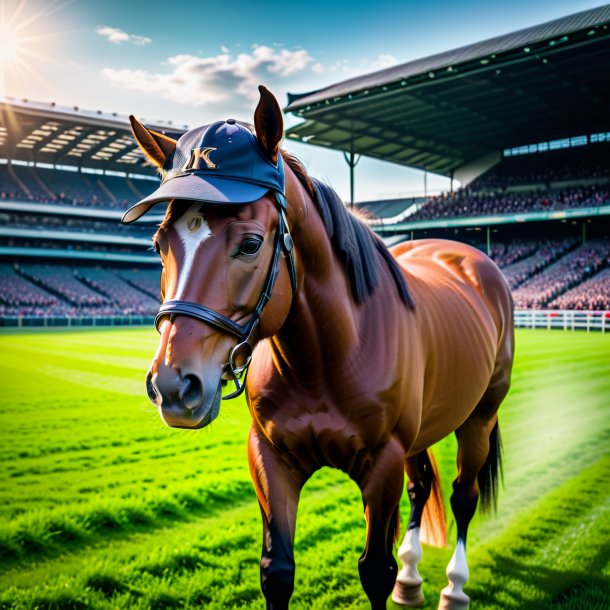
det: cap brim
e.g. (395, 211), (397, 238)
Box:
(121, 174), (270, 224)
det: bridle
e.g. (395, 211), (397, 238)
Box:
(154, 192), (297, 399)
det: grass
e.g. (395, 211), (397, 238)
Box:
(0, 327), (608, 609)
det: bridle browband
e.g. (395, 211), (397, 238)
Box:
(154, 192), (297, 399)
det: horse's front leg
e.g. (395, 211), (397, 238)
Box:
(248, 428), (308, 610)
(357, 436), (405, 610)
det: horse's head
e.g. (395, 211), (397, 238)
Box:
(123, 87), (297, 429)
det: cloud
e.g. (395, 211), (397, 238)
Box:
(101, 46), (313, 107)
(96, 25), (151, 46)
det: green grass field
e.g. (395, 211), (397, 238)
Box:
(0, 327), (608, 610)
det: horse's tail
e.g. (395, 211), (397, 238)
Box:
(478, 421), (503, 514)
(420, 449), (447, 547)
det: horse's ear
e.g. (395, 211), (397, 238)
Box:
(129, 115), (177, 168)
(254, 85), (283, 163)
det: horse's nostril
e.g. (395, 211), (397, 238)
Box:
(146, 370), (159, 403)
(180, 374), (204, 410)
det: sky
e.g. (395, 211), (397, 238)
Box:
(1, 0), (604, 202)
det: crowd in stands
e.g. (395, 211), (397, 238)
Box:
(77, 268), (159, 315)
(0, 265), (61, 317)
(1, 143), (610, 318)
(2, 237), (610, 318)
(469, 144), (610, 191)
(511, 240), (610, 309)
(488, 240), (538, 268)
(0, 263), (160, 318)
(410, 184), (609, 221)
(500, 239), (577, 289)
(119, 270), (161, 300)
(0, 165), (155, 211)
(549, 268), (610, 311)
(0, 212), (153, 236)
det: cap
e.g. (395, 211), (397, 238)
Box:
(122, 119), (284, 224)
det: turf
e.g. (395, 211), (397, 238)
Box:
(0, 327), (608, 609)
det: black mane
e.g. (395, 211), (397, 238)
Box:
(310, 179), (413, 307)
(282, 151), (412, 306)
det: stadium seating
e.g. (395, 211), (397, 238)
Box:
(0, 264), (61, 316)
(549, 268), (610, 310)
(119, 269), (161, 300)
(76, 267), (159, 315)
(470, 144), (610, 191)
(19, 264), (110, 307)
(410, 184), (609, 221)
(0, 264), (160, 318)
(511, 240), (610, 308)
(500, 239), (577, 289)
(1, 212), (153, 236)
(0, 165), (155, 210)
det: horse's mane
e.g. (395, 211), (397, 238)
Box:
(282, 151), (413, 308)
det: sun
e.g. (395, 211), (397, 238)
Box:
(0, 0), (70, 98)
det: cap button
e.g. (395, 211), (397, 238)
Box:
(226, 118), (236, 124)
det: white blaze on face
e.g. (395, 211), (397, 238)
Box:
(172, 203), (212, 300)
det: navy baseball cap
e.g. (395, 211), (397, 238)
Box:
(122, 119), (285, 224)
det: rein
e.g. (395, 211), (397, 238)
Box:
(154, 192), (297, 399)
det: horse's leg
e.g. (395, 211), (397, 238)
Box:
(357, 437), (405, 610)
(392, 452), (433, 607)
(439, 415), (497, 610)
(248, 428), (307, 610)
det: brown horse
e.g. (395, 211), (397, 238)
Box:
(124, 86), (514, 610)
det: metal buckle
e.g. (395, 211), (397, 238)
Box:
(220, 340), (253, 400)
(228, 340), (253, 376)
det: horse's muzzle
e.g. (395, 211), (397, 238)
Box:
(146, 363), (222, 429)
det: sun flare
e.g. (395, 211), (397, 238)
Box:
(0, 22), (21, 63)
(0, 0), (70, 98)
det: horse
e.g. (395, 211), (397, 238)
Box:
(123, 85), (514, 610)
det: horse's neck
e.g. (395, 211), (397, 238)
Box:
(270, 195), (362, 381)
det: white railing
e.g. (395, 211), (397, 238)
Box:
(0, 315), (155, 328)
(514, 309), (609, 333)
(0, 311), (608, 332)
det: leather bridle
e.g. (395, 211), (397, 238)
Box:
(154, 192), (297, 400)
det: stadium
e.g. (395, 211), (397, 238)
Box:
(0, 7), (609, 330)
(0, 4), (609, 610)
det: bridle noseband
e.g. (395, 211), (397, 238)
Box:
(154, 192), (297, 399)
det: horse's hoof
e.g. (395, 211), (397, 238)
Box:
(391, 581), (425, 607)
(437, 589), (470, 610)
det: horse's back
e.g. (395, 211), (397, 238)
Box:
(391, 238), (513, 337)
(390, 238), (514, 452)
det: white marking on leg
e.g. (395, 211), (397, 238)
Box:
(172, 204), (212, 299)
(392, 526), (425, 607)
(438, 540), (470, 610)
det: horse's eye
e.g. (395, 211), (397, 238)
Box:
(234, 237), (263, 258)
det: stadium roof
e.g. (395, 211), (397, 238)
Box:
(0, 98), (187, 174)
(285, 5), (610, 177)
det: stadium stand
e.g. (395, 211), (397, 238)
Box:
(498, 239), (577, 289)
(511, 240), (610, 308)
(0, 165), (156, 210)
(549, 268), (610, 311)
(0, 263), (160, 318)
(409, 181), (609, 222)
(0, 264), (61, 317)
(1, 7), (609, 329)
(19, 264), (111, 307)
(119, 269), (162, 301)
(76, 267), (159, 315)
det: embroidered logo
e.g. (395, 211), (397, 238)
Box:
(182, 147), (217, 171)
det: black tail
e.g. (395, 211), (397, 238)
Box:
(478, 421), (503, 514)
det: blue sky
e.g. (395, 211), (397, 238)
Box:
(2, 0), (603, 201)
